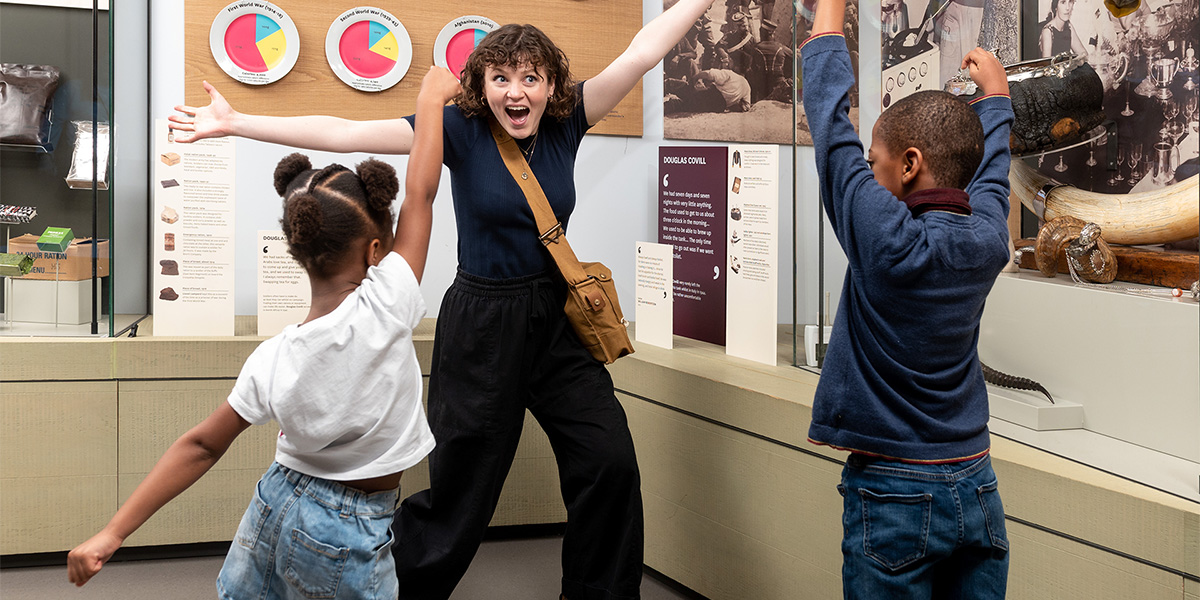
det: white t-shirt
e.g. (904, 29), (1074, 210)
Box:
(227, 252), (435, 480)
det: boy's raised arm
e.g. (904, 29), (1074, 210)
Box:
(811, 0), (846, 34)
(393, 67), (461, 282)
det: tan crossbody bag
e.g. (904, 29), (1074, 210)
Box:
(488, 117), (634, 364)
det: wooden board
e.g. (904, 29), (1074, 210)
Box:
(1014, 238), (1200, 289)
(185, 1), (643, 137)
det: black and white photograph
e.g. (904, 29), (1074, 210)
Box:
(1023, 0), (1199, 193)
(663, 0), (860, 144)
(881, 0), (1021, 110)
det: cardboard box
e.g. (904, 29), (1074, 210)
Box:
(5, 234), (110, 281)
(160, 152), (181, 166)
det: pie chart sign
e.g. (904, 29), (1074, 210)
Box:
(434, 16), (499, 78)
(326, 7), (413, 92)
(209, 1), (299, 85)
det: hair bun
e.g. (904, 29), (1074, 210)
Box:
(356, 158), (399, 212)
(274, 153), (313, 196)
(286, 193), (322, 246)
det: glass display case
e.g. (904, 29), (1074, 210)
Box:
(1, 0), (148, 337)
(790, 0), (1200, 501)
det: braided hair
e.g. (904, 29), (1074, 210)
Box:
(272, 153), (399, 278)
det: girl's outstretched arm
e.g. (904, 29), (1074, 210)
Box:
(67, 402), (250, 587)
(584, 0), (718, 125)
(169, 80), (416, 154)
(393, 67), (461, 283)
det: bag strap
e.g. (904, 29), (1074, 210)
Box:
(487, 117), (589, 285)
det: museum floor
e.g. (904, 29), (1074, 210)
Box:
(0, 534), (700, 600)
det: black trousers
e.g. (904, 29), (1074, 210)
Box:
(392, 270), (644, 600)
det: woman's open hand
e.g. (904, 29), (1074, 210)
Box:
(169, 80), (238, 143)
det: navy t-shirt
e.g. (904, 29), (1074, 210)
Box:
(404, 83), (592, 278)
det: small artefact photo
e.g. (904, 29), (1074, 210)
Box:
(164, 232), (175, 251)
(731, 229), (741, 244)
(160, 179), (180, 188)
(159, 287), (179, 301)
(160, 259), (179, 276)
(732, 176), (742, 193)
(729, 254), (741, 274)
(160, 152), (181, 166)
(730, 206), (742, 220)
(161, 206), (179, 224)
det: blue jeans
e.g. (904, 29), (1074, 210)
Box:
(838, 454), (1009, 600)
(217, 463), (400, 600)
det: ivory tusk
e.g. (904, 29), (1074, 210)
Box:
(1009, 161), (1199, 245)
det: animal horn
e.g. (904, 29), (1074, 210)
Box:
(1010, 161), (1199, 246)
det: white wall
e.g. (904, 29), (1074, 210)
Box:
(149, 0), (872, 327)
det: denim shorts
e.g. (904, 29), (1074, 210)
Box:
(838, 453), (1009, 600)
(216, 462), (400, 600)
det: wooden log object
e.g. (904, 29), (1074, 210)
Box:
(1015, 238), (1200, 289)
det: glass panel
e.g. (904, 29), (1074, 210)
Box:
(0, 2), (143, 337)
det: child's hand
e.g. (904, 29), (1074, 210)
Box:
(419, 67), (462, 105)
(169, 81), (238, 143)
(67, 529), (122, 587)
(961, 48), (1009, 97)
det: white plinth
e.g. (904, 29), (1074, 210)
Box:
(981, 272), (1199, 463)
(9, 278), (102, 325)
(988, 386), (1084, 431)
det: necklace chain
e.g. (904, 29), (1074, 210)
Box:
(521, 133), (538, 162)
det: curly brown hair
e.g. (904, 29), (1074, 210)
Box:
(456, 24), (579, 121)
(273, 153), (398, 279)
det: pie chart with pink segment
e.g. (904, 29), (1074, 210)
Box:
(326, 7), (412, 92)
(209, 1), (299, 85)
(433, 16), (499, 78)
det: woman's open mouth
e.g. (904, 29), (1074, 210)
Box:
(506, 106), (530, 125)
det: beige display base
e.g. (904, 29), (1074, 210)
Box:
(185, 0), (643, 137)
(0, 317), (564, 555)
(612, 332), (1199, 600)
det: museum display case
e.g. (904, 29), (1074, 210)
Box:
(790, 0), (1199, 502)
(0, 1), (148, 337)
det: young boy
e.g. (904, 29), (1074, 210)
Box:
(800, 1), (1014, 598)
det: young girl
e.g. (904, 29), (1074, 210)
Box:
(66, 66), (461, 599)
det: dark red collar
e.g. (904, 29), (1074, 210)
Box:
(901, 188), (972, 217)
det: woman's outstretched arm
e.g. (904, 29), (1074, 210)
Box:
(170, 80), (415, 154)
(584, 0), (718, 125)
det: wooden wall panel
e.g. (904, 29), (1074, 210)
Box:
(624, 395), (844, 600)
(0, 381), (118, 554)
(185, 1), (643, 136)
(1006, 521), (1188, 600)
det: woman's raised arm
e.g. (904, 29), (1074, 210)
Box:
(584, 0), (717, 125)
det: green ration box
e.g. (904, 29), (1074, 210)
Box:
(0, 253), (35, 277)
(36, 227), (75, 253)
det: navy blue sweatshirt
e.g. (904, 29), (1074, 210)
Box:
(801, 33), (1015, 462)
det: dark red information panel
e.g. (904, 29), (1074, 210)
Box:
(658, 146), (728, 346)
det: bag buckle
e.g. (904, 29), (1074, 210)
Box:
(539, 222), (564, 245)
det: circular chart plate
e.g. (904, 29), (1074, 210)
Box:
(326, 7), (413, 92)
(433, 15), (499, 78)
(209, 1), (299, 85)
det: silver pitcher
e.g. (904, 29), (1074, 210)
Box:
(1150, 140), (1180, 184)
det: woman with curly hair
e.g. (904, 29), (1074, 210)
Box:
(170, 3), (718, 598)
